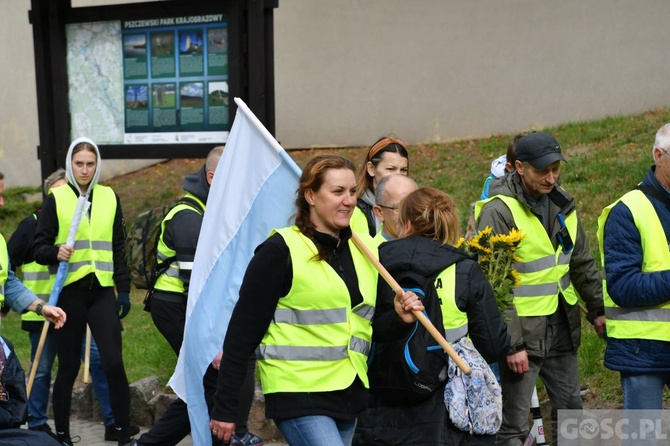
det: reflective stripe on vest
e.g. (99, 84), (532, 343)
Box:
(257, 226), (378, 394)
(52, 185), (116, 286)
(434, 264), (468, 342)
(20, 260), (52, 322)
(154, 193), (205, 293)
(597, 189), (670, 341)
(475, 195), (579, 316)
(0, 237), (8, 302)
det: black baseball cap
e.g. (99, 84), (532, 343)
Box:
(515, 132), (566, 170)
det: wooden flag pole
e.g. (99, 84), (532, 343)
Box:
(83, 325), (92, 383)
(27, 321), (50, 398)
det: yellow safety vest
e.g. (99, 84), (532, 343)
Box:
(350, 206), (371, 235)
(52, 185), (116, 287)
(597, 189), (670, 341)
(373, 230), (387, 246)
(475, 195), (579, 316)
(434, 265), (468, 342)
(18, 214), (50, 322)
(257, 226), (378, 394)
(154, 194), (205, 294)
(0, 236), (8, 303)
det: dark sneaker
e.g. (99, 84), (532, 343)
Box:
(29, 423), (58, 439)
(231, 431), (264, 445)
(56, 432), (80, 446)
(105, 424), (141, 441)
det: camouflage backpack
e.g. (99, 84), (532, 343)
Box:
(124, 197), (204, 293)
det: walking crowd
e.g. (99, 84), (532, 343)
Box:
(0, 123), (669, 446)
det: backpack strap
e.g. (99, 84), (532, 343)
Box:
(177, 196), (205, 215)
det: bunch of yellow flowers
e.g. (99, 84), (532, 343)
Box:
(456, 226), (524, 317)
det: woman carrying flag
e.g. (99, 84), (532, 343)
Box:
(210, 154), (423, 446)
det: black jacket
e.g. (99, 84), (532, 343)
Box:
(157, 165), (210, 296)
(0, 337), (27, 429)
(355, 236), (510, 446)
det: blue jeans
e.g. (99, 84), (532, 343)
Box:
(27, 330), (57, 428)
(275, 416), (356, 446)
(621, 372), (670, 409)
(27, 330), (115, 427)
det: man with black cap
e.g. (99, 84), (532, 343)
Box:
(475, 131), (606, 446)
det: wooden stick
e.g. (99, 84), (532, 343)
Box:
(27, 321), (50, 398)
(83, 325), (92, 383)
(351, 233), (471, 375)
(579, 302), (588, 315)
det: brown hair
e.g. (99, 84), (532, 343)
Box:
(398, 187), (459, 245)
(72, 141), (97, 156)
(295, 154), (356, 260)
(506, 133), (524, 169)
(356, 136), (409, 198)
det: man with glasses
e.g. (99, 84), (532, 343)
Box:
(598, 122), (670, 410)
(475, 132), (605, 446)
(371, 173), (418, 242)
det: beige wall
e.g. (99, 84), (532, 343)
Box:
(2, 0), (670, 186)
(274, 0), (670, 148)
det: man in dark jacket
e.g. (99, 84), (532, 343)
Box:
(598, 122), (670, 409)
(475, 132), (605, 446)
(138, 147), (262, 446)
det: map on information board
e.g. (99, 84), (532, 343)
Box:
(66, 13), (228, 146)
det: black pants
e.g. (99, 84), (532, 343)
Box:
(137, 362), (256, 446)
(52, 285), (130, 438)
(140, 295), (256, 445)
(150, 293), (186, 355)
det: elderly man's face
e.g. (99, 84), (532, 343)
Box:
(516, 160), (561, 198)
(376, 178), (418, 239)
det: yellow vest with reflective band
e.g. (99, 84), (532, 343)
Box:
(0, 236), (8, 303)
(434, 265), (468, 342)
(257, 226), (378, 394)
(154, 194), (205, 294)
(350, 206), (371, 235)
(52, 185), (116, 287)
(597, 189), (670, 341)
(475, 195), (579, 316)
(20, 214), (50, 322)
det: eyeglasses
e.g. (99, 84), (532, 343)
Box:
(378, 204), (399, 212)
(660, 147), (670, 157)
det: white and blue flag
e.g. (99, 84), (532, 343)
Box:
(169, 97), (301, 445)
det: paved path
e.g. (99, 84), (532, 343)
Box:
(47, 419), (192, 446)
(43, 419), (286, 445)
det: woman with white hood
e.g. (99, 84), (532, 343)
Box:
(33, 137), (134, 446)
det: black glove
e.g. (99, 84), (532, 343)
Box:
(117, 292), (131, 319)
